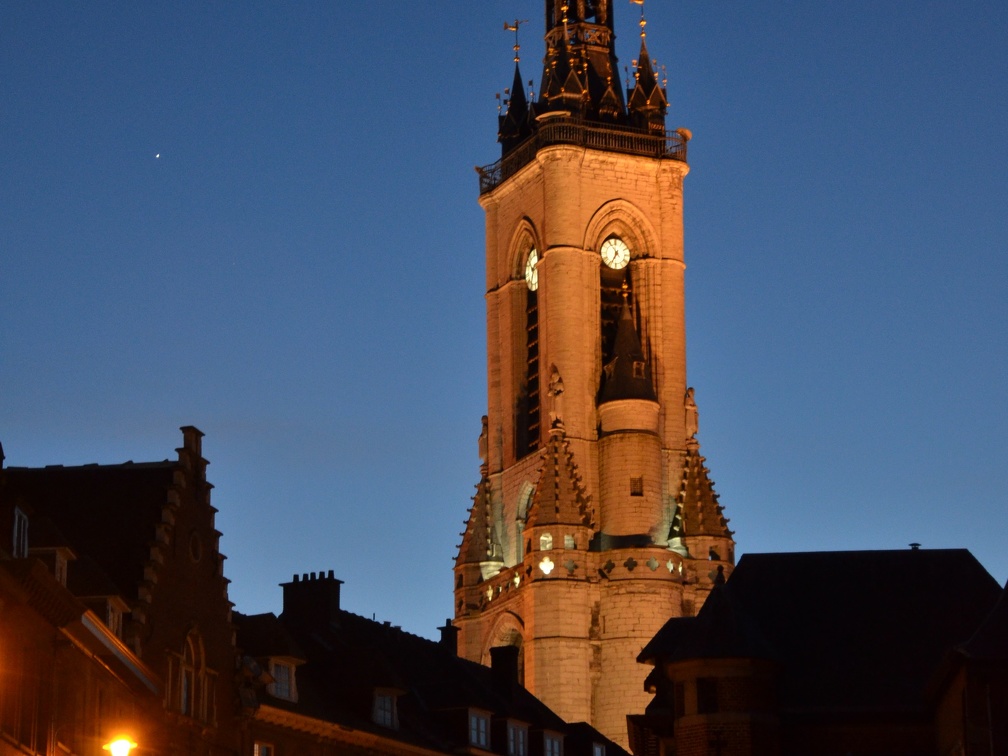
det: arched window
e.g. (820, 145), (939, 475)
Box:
(517, 247), (540, 458)
(167, 631), (217, 724)
(599, 236), (633, 394)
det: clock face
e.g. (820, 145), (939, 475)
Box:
(600, 236), (631, 270)
(525, 248), (539, 291)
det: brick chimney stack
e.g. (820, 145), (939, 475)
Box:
(281, 570), (343, 629)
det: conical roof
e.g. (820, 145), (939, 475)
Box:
(526, 428), (593, 529)
(600, 298), (657, 403)
(675, 442), (732, 538)
(455, 477), (502, 567)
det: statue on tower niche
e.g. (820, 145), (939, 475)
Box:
(685, 387), (699, 439)
(548, 365), (565, 429)
(478, 415), (489, 474)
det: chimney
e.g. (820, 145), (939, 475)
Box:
(438, 618), (459, 655)
(281, 569), (343, 628)
(490, 645), (520, 690)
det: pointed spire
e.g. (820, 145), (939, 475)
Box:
(627, 19), (668, 132)
(455, 477), (503, 568)
(600, 290), (657, 403)
(499, 63), (532, 153)
(538, 0), (625, 121)
(675, 443), (732, 539)
(526, 427), (593, 529)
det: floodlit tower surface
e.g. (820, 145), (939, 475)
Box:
(454, 1), (734, 746)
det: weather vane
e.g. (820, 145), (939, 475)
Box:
(630, 0), (647, 39)
(504, 19), (529, 63)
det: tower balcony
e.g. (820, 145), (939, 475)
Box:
(477, 116), (688, 195)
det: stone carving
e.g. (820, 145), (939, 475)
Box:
(547, 365), (565, 429)
(478, 415), (489, 472)
(684, 386), (698, 439)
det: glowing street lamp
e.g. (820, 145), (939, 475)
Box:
(103, 738), (138, 756)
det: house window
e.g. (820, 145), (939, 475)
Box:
(630, 477), (644, 496)
(696, 677), (718, 714)
(469, 711), (490, 748)
(253, 743), (273, 756)
(593, 744), (606, 756)
(507, 721), (528, 756)
(54, 551), (68, 585)
(13, 508), (28, 558)
(372, 691), (398, 729)
(544, 732), (563, 756)
(106, 604), (122, 638)
(180, 637), (196, 716)
(673, 682), (685, 718)
(632, 360), (645, 379)
(268, 660), (297, 702)
(539, 533), (553, 551)
(563, 534), (575, 549)
(167, 632), (215, 723)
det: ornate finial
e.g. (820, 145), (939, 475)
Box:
(504, 19), (529, 64)
(631, 0), (647, 39)
(621, 280), (630, 303)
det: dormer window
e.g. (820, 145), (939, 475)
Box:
(469, 710), (491, 749)
(507, 721), (528, 756)
(543, 731), (563, 756)
(372, 689), (398, 729)
(268, 659), (297, 702)
(12, 508), (28, 558)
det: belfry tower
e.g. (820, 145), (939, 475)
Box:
(454, 1), (734, 745)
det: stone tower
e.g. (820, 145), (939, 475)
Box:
(454, 1), (734, 746)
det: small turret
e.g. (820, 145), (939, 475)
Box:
(627, 30), (668, 134)
(499, 64), (532, 154)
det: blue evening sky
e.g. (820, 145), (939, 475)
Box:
(3, 2), (1006, 637)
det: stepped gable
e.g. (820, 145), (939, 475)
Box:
(674, 441), (731, 538)
(455, 476), (502, 567)
(526, 428), (593, 529)
(2, 460), (177, 602)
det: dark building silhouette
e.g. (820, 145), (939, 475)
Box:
(0, 428), (628, 756)
(629, 550), (1008, 755)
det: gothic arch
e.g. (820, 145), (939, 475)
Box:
(583, 199), (659, 260)
(481, 610), (526, 684)
(507, 217), (541, 281)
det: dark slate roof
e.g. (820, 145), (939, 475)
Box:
(645, 549), (1001, 714)
(235, 604), (628, 756)
(957, 580), (1008, 661)
(2, 462), (175, 603)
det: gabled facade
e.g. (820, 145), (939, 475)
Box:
(455, 2), (733, 744)
(0, 427), (238, 756)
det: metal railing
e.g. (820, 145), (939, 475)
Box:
(477, 118), (688, 194)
